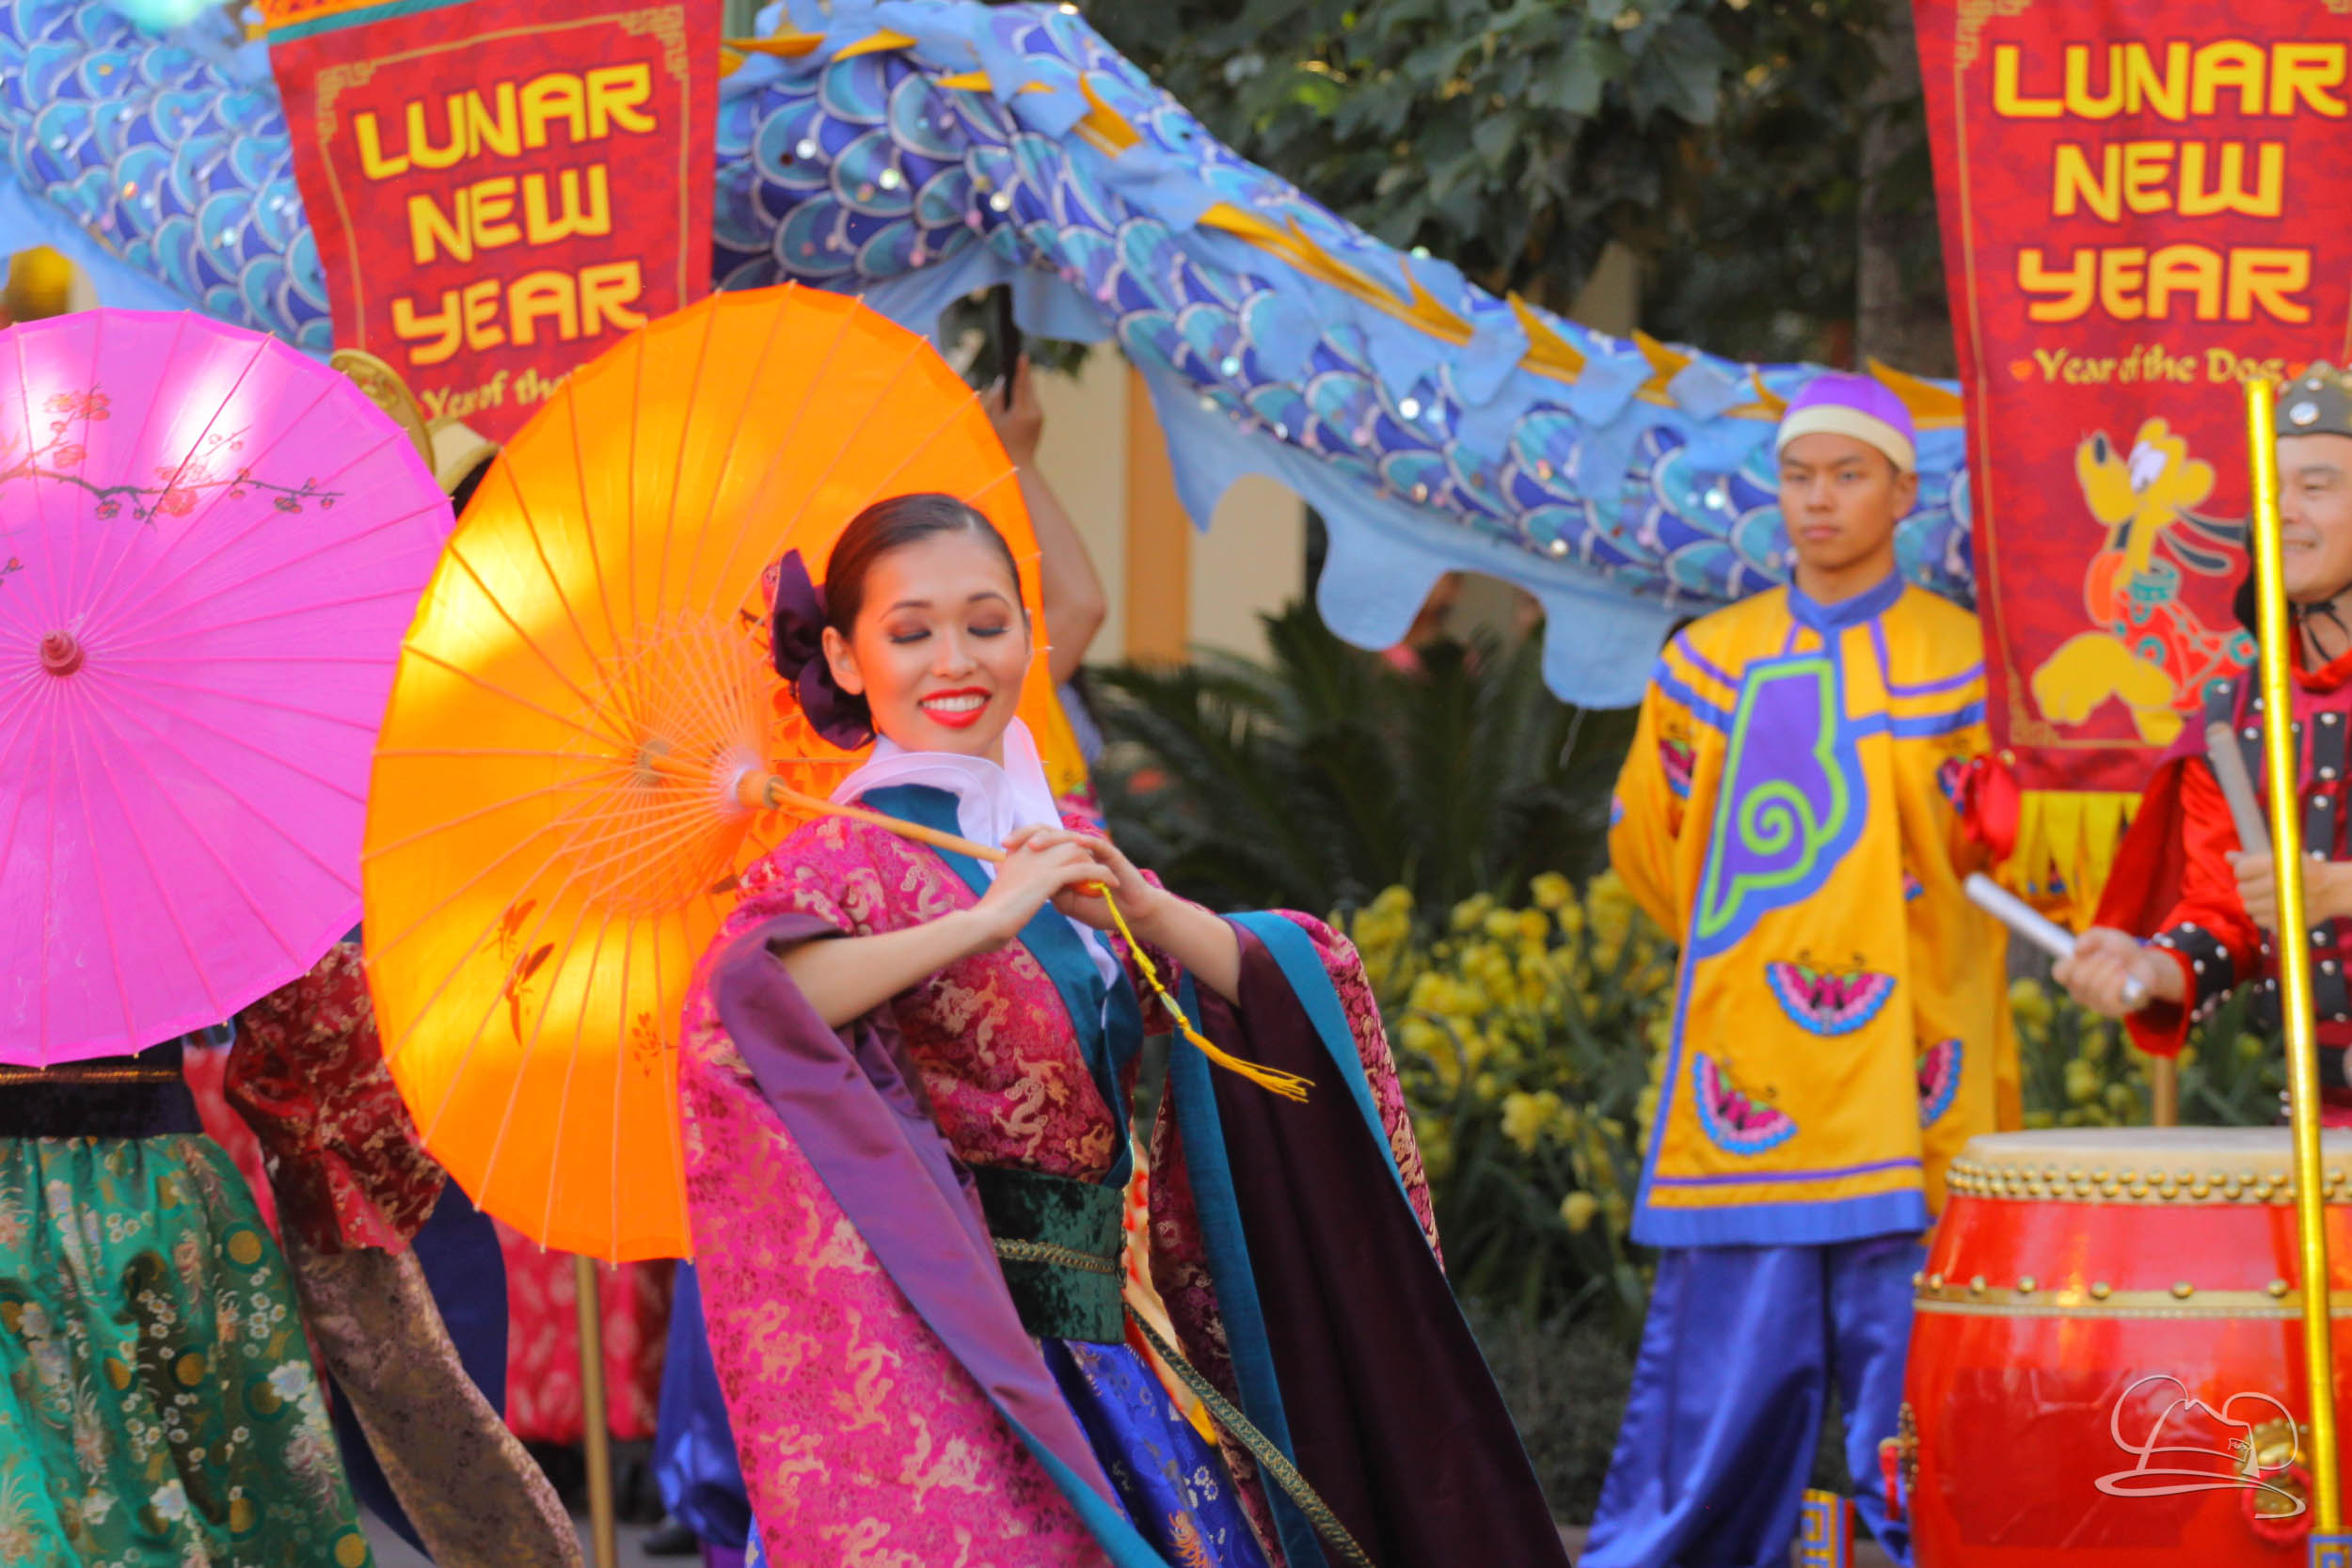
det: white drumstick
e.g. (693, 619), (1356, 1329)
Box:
(2204, 721), (2271, 859)
(1964, 873), (2148, 1008)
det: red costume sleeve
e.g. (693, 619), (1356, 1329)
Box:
(226, 943), (446, 1253)
(2120, 759), (2264, 1057)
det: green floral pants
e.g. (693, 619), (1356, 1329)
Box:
(0, 1133), (372, 1566)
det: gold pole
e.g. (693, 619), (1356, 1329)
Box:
(2245, 375), (2341, 1527)
(2149, 1055), (2179, 1128)
(572, 1253), (620, 1568)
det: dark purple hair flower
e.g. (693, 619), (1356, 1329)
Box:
(768, 549), (874, 750)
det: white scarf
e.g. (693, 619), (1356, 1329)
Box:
(832, 719), (1118, 988)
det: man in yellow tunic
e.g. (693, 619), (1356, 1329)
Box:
(1586, 375), (2017, 1568)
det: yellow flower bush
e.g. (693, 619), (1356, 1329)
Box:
(2007, 975), (2053, 1034)
(1347, 871), (1671, 1325)
(2010, 973), (2279, 1131)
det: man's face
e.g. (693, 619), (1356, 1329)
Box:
(1777, 432), (1917, 578)
(2279, 433), (2352, 603)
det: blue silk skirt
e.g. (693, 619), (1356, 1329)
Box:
(1042, 1338), (1271, 1567)
(653, 1262), (751, 1551)
(740, 1337), (1270, 1568)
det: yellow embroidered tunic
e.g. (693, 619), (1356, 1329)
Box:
(1609, 574), (2019, 1247)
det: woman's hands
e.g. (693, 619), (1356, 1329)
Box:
(1000, 825), (1155, 935)
(1003, 825), (1246, 1000)
(2053, 927), (2183, 1017)
(779, 828), (1192, 1029)
(965, 831), (1112, 950)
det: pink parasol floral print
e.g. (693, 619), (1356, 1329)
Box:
(0, 310), (451, 1065)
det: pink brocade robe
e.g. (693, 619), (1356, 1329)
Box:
(677, 815), (1436, 1568)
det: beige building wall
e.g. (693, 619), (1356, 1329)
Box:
(1193, 475), (1306, 659)
(1032, 355), (1306, 665)
(1031, 345), (1132, 657)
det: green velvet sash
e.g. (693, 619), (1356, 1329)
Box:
(973, 1164), (1126, 1345)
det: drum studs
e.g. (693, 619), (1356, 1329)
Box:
(2090, 1280), (2112, 1299)
(1954, 1155), (2352, 1207)
(2015, 1275), (2037, 1293)
(1912, 1272), (1925, 1290)
(2169, 1281), (2195, 1300)
(2269, 1277), (2293, 1299)
(1968, 1275), (1987, 1294)
(1927, 1273), (1945, 1291)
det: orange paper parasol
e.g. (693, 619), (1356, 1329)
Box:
(363, 285), (1059, 1260)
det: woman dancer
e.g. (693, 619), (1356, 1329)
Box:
(679, 495), (1569, 1568)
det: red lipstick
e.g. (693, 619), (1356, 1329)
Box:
(918, 686), (993, 730)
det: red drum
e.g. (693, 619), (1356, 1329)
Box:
(1905, 1129), (2352, 1566)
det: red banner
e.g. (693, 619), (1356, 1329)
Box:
(269, 0), (715, 441)
(1919, 3), (2352, 811)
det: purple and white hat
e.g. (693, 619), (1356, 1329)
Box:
(1774, 372), (1917, 473)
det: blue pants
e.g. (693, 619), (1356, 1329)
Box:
(1582, 1234), (1923, 1568)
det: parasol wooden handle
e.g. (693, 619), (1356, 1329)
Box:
(737, 771), (1010, 862)
(725, 772), (1134, 899)
(573, 1254), (618, 1568)
(631, 743), (1015, 860)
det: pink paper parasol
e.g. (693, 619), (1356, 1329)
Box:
(0, 310), (451, 1066)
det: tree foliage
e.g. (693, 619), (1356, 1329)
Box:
(1089, 0), (1945, 367)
